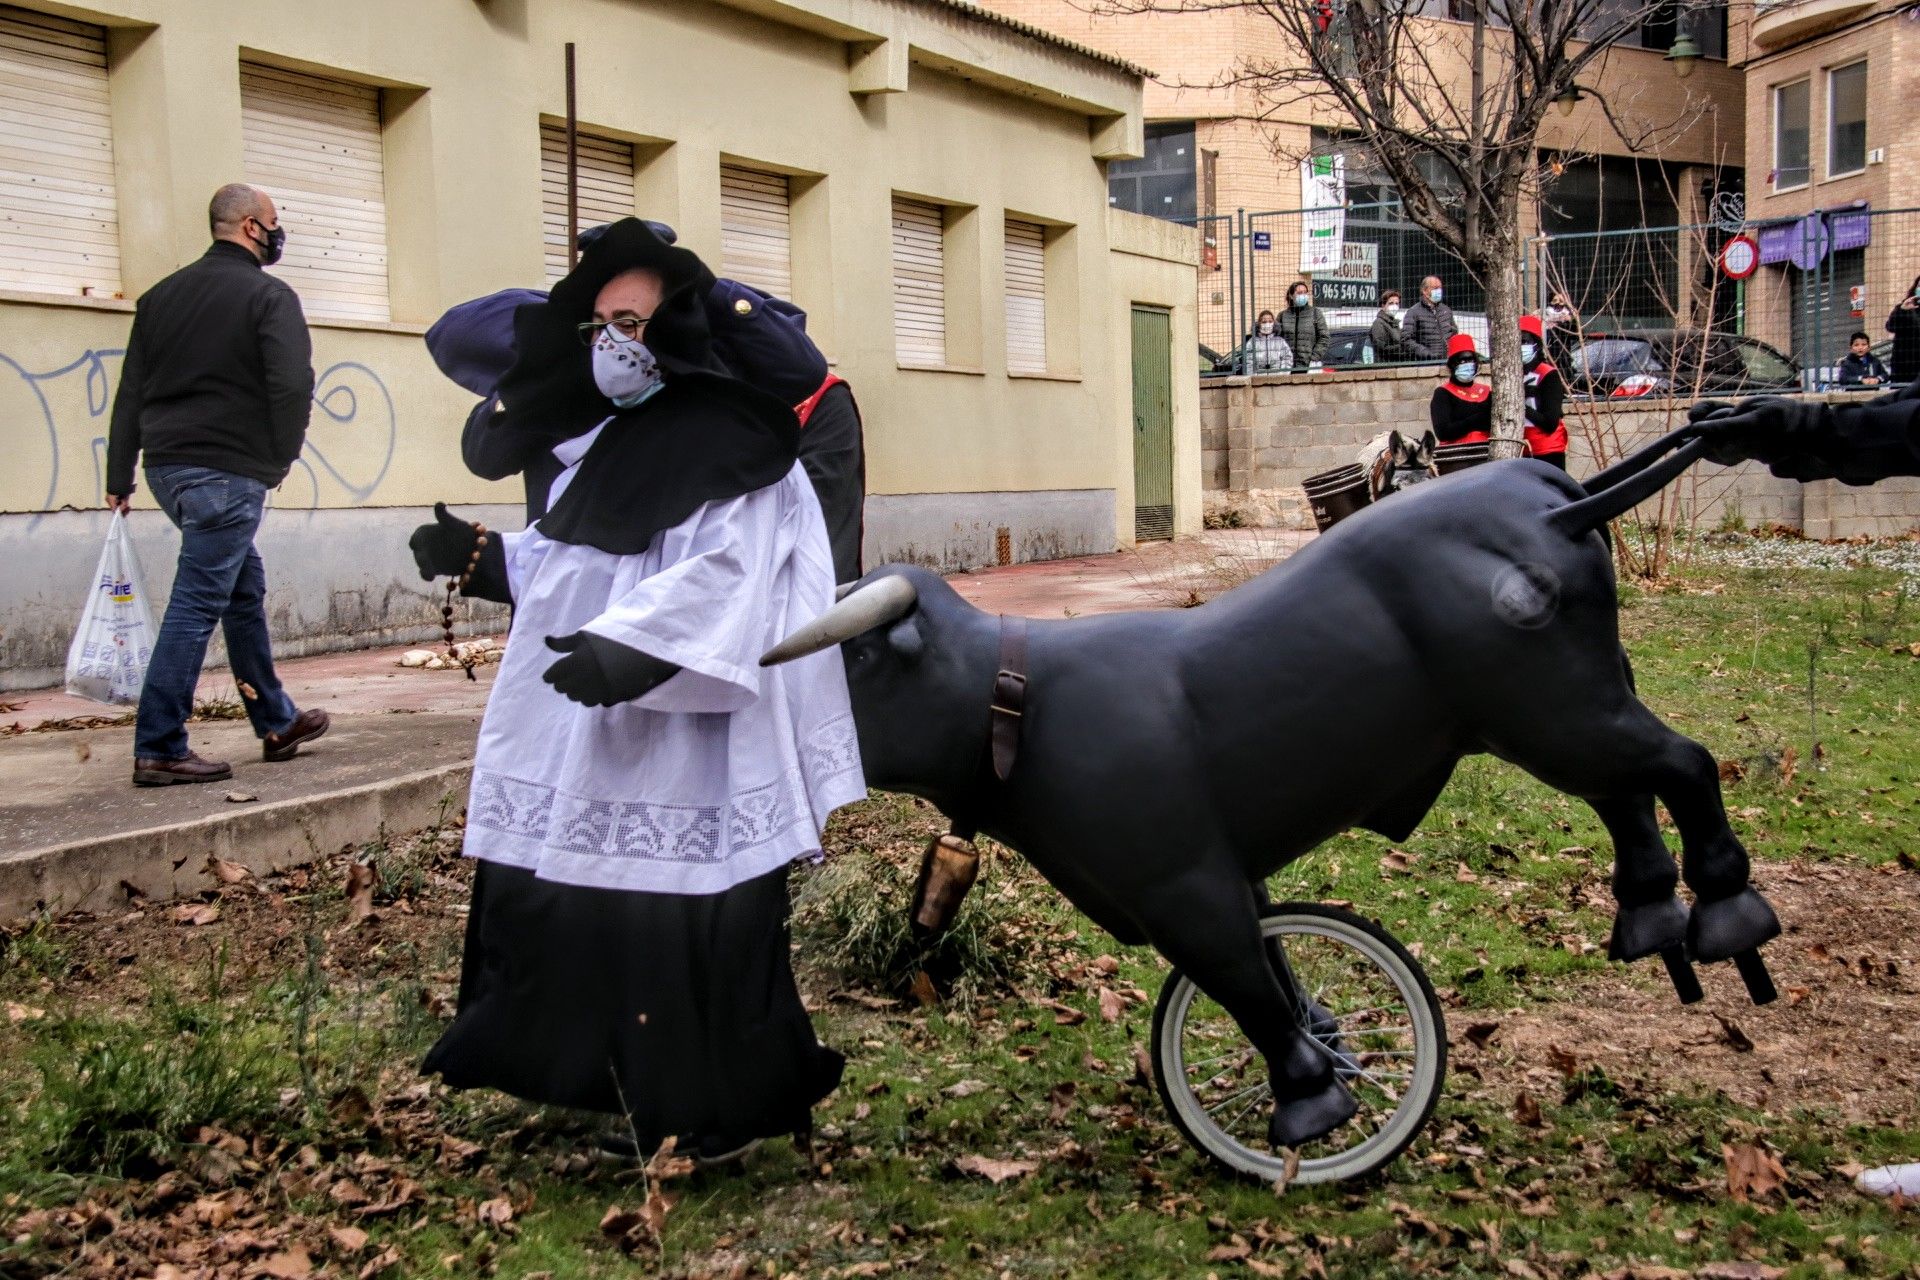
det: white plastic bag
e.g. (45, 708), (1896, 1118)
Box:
(64, 512), (158, 705)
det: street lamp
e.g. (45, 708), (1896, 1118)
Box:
(1554, 85), (1584, 117)
(1665, 31), (1701, 79)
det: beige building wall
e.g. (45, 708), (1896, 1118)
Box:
(0, 0), (1204, 686)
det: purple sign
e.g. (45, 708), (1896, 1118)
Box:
(1757, 221), (1794, 265)
(1830, 206), (1872, 252)
(1788, 213), (1831, 270)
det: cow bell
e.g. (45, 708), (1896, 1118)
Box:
(909, 833), (981, 938)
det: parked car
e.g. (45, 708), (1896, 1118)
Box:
(1564, 329), (1800, 399)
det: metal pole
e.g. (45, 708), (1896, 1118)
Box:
(565, 42), (579, 268)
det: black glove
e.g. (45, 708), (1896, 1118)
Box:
(409, 502), (481, 580)
(1689, 396), (1831, 471)
(542, 632), (681, 707)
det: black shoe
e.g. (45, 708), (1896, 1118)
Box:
(133, 752), (234, 787)
(263, 708), (330, 762)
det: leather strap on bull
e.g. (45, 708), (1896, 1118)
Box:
(909, 615), (1029, 937)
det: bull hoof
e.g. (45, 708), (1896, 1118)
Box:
(1268, 1076), (1359, 1148)
(1608, 894), (1689, 962)
(1687, 887), (1782, 963)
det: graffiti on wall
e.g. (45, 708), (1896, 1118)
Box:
(4, 349), (398, 516)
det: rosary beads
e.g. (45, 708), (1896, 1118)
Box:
(441, 520), (488, 682)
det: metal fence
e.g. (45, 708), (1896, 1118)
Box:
(1186, 203), (1479, 370)
(1528, 205), (1920, 389)
(1186, 202), (1920, 389)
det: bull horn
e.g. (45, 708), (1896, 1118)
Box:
(760, 575), (918, 666)
(835, 581), (858, 601)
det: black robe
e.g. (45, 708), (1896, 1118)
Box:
(422, 219), (844, 1153)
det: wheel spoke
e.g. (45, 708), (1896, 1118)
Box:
(1204, 1078), (1270, 1117)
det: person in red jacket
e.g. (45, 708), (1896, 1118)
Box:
(1519, 314), (1570, 470)
(1429, 333), (1491, 444)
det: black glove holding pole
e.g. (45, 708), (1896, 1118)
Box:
(541, 632), (682, 707)
(409, 502), (511, 603)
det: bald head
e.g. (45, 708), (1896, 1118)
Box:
(209, 184), (282, 262)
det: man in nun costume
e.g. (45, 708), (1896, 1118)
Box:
(408, 219), (865, 1162)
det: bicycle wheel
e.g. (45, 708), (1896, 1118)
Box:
(1150, 902), (1447, 1184)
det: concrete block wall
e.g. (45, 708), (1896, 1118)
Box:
(1200, 373), (1916, 539)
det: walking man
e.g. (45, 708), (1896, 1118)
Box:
(105, 183), (329, 786)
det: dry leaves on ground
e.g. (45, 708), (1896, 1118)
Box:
(1723, 1142), (1789, 1205)
(951, 1154), (1038, 1184)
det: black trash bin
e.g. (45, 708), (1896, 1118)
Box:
(1433, 441), (1492, 475)
(1301, 463), (1372, 533)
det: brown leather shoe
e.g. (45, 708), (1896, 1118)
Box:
(133, 752), (233, 787)
(263, 708), (330, 762)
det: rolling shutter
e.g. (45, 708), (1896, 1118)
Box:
(720, 164), (792, 299)
(892, 196), (945, 366)
(1004, 218), (1046, 374)
(0, 6), (120, 297)
(540, 124), (635, 283)
(241, 64), (388, 323)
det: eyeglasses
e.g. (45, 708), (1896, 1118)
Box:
(576, 316), (649, 346)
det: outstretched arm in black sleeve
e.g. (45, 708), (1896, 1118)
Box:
(1690, 385), (1920, 483)
(409, 503), (512, 603)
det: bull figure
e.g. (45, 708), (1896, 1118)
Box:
(762, 429), (1781, 1147)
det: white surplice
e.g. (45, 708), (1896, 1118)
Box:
(463, 455), (866, 895)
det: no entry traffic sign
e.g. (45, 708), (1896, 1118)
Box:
(1719, 234), (1760, 281)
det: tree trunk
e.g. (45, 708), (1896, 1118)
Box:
(1478, 237), (1528, 460)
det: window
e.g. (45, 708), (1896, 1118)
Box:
(1003, 218), (1046, 374)
(0, 6), (121, 297)
(1827, 61), (1867, 178)
(1772, 80), (1810, 191)
(241, 64), (389, 322)
(719, 164), (793, 300)
(540, 124), (634, 283)
(1106, 122), (1195, 222)
(892, 196), (946, 366)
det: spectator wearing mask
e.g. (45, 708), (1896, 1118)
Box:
(1838, 331), (1892, 390)
(1243, 309), (1293, 375)
(1543, 292), (1579, 362)
(1429, 334), (1490, 444)
(1276, 280), (1329, 373)
(1402, 276), (1457, 362)
(1886, 276), (1920, 385)
(1519, 315), (1569, 469)
(1369, 290), (1405, 363)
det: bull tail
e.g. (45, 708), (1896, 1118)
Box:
(1547, 430), (1710, 540)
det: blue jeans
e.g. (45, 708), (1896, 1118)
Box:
(134, 464), (299, 760)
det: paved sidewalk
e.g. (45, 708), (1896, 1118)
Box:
(0, 529), (1311, 917)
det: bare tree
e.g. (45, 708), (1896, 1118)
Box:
(1095, 0), (1716, 454)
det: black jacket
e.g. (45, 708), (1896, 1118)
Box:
(1275, 304), (1329, 370)
(1368, 309), (1404, 362)
(106, 241), (313, 495)
(1839, 351), (1892, 387)
(1402, 298), (1457, 361)
(1887, 300), (1920, 384)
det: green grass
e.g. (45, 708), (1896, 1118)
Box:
(0, 559), (1916, 1278)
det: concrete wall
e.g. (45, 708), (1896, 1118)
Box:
(0, 0), (1204, 684)
(1199, 371), (1918, 538)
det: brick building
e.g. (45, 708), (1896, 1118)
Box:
(1731, 0), (1920, 374)
(978, 0), (1747, 341)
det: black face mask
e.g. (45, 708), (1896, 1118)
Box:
(251, 220), (286, 266)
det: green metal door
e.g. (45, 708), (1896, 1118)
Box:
(1131, 305), (1175, 540)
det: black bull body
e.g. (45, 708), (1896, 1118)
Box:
(764, 449), (1783, 1147)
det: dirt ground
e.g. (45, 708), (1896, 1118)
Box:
(1457, 860), (1920, 1128)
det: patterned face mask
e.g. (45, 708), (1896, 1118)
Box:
(591, 329), (664, 408)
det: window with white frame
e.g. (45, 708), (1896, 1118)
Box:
(720, 164), (793, 300)
(892, 196), (946, 366)
(1772, 80), (1810, 192)
(242, 63), (390, 322)
(540, 123), (635, 282)
(0, 5), (121, 297)
(1003, 218), (1047, 374)
(1827, 61), (1867, 178)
